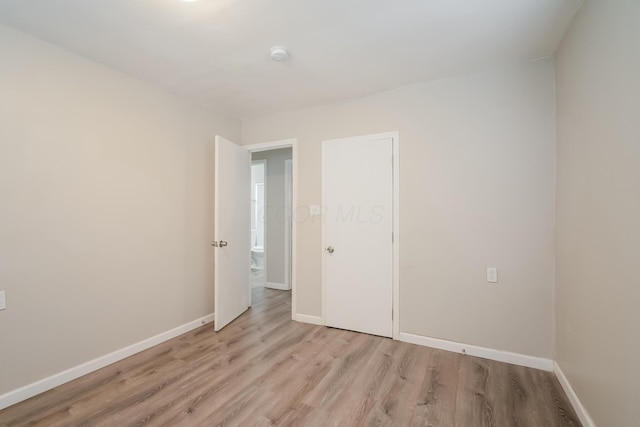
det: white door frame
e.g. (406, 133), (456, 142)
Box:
(284, 159), (293, 290)
(321, 131), (400, 340)
(244, 139), (298, 320)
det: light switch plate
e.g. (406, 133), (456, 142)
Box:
(309, 204), (322, 216)
(487, 268), (498, 283)
(0, 291), (6, 310)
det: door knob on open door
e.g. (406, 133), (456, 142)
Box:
(326, 246), (335, 254)
(211, 241), (219, 247)
(219, 241), (228, 247)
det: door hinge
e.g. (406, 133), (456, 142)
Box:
(392, 232), (394, 243)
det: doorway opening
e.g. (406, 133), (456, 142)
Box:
(250, 159), (266, 288)
(246, 139), (297, 320)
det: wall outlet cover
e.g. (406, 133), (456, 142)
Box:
(487, 268), (498, 283)
(309, 204), (322, 216)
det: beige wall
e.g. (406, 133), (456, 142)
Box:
(242, 60), (557, 358)
(0, 25), (240, 395)
(251, 148), (292, 286)
(555, 0), (640, 425)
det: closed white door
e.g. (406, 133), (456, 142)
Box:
(323, 136), (394, 337)
(214, 135), (251, 331)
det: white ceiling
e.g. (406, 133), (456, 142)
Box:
(0, 0), (582, 118)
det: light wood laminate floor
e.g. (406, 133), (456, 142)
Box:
(0, 288), (581, 426)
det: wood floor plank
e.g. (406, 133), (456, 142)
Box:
(369, 343), (428, 426)
(0, 287), (582, 427)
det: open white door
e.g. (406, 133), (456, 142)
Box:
(214, 135), (251, 331)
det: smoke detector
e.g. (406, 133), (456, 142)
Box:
(270, 46), (289, 61)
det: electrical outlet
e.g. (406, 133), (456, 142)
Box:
(487, 268), (498, 283)
(0, 291), (6, 310)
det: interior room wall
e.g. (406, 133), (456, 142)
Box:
(0, 25), (240, 395)
(251, 148), (293, 287)
(242, 60), (557, 358)
(555, 0), (640, 425)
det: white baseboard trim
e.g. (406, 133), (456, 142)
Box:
(398, 332), (554, 372)
(294, 313), (324, 326)
(554, 362), (596, 427)
(265, 282), (290, 291)
(0, 313), (214, 411)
